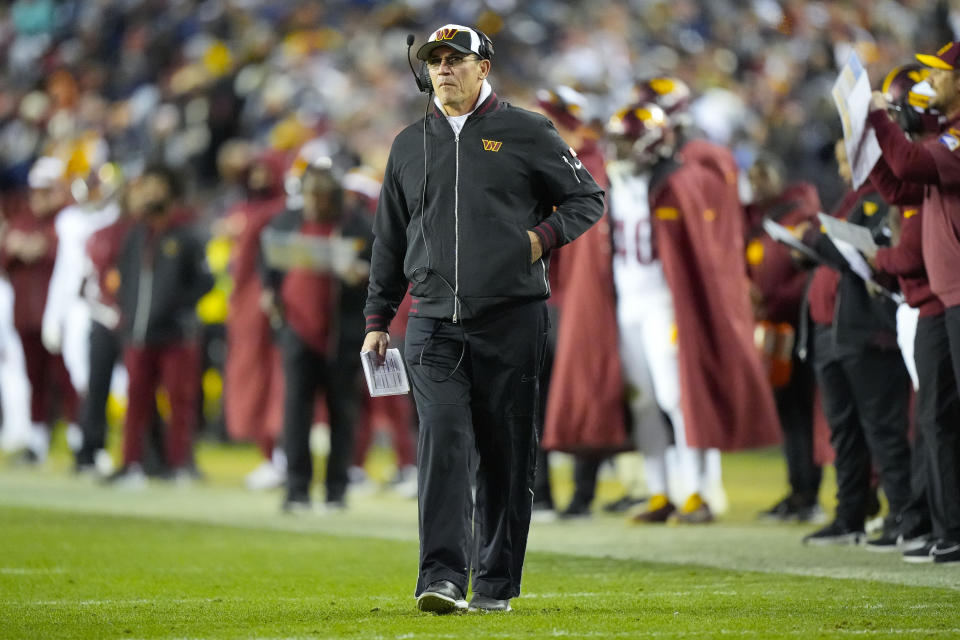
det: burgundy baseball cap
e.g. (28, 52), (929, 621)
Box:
(916, 42), (960, 70)
(416, 24), (489, 61)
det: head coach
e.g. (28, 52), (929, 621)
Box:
(361, 24), (604, 613)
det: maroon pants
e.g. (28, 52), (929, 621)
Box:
(18, 329), (78, 424)
(122, 342), (201, 469)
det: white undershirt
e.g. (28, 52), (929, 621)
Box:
(436, 80), (492, 136)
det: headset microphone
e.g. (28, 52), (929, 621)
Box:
(406, 34), (432, 94)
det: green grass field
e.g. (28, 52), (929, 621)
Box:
(2, 441), (959, 639)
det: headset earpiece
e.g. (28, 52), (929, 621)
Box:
(417, 61), (432, 94)
(474, 28), (494, 60)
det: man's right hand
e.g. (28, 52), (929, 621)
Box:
(362, 331), (390, 364)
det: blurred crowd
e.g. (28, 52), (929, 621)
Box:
(2, 0), (960, 561)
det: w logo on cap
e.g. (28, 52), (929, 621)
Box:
(435, 28), (458, 40)
(482, 139), (502, 152)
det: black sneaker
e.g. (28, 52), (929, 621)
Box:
(558, 500), (591, 520)
(802, 521), (865, 546)
(468, 593), (512, 612)
(795, 503), (828, 524)
(759, 494), (797, 522)
(417, 580), (467, 614)
(903, 538), (938, 563)
(865, 526), (903, 552)
(931, 540), (960, 564)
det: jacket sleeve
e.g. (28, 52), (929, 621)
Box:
(874, 209), (925, 277)
(868, 156), (925, 205)
(364, 156), (410, 334)
(868, 110), (939, 183)
(528, 118), (605, 252)
(184, 230), (215, 306)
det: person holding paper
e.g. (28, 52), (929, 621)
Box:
(362, 24), (604, 614)
(866, 43), (960, 564)
(797, 141), (913, 547)
(744, 156), (827, 523)
(261, 158), (372, 513)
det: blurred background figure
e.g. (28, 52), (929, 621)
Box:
(42, 146), (123, 470)
(1, 156), (80, 463)
(744, 155), (827, 523)
(109, 164), (213, 487)
(797, 141), (912, 547)
(538, 84), (631, 520)
(218, 148), (288, 491)
(260, 159), (371, 513)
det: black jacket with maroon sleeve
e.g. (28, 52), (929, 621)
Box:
(363, 92), (605, 332)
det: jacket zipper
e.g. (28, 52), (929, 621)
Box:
(132, 238), (154, 344)
(561, 155), (581, 183)
(539, 259), (548, 295)
(453, 132), (461, 322)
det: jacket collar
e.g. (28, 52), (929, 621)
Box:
(432, 89), (500, 119)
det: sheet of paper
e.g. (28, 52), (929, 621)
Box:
(832, 51), (881, 189)
(261, 229), (362, 273)
(761, 217), (823, 264)
(828, 237), (903, 303)
(817, 213), (877, 255)
(360, 348), (410, 397)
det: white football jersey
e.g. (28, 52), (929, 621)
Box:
(607, 161), (670, 319)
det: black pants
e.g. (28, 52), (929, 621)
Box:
(280, 328), (358, 504)
(917, 312), (960, 540)
(533, 304), (559, 507)
(77, 321), (121, 463)
(774, 353), (822, 502)
(569, 456), (602, 508)
(812, 326), (912, 529)
(406, 301), (548, 601)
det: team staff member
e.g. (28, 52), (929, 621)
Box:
(363, 24), (603, 614)
(110, 165), (213, 484)
(866, 42), (960, 563)
(261, 159), (372, 513)
(798, 142), (912, 547)
(745, 157), (826, 522)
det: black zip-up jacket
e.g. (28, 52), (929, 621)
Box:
(117, 216), (214, 346)
(798, 188), (899, 359)
(364, 91), (605, 332)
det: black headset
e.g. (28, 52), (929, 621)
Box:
(406, 28), (494, 94)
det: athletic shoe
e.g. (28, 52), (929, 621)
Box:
(795, 503), (828, 524)
(281, 491), (313, 514)
(103, 464), (147, 490)
(903, 538), (938, 563)
(417, 580), (467, 614)
(468, 594), (512, 612)
(325, 498), (347, 512)
(245, 460), (286, 491)
(865, 527), (902, 552)
(602, 495), (648, 513)
(899, 533), (931, 553)
(670, 493), (714, 524)
(758, 494), (797, 522)
(802, 521), (865, 546)
(631, 494), (676, 524)
(931, 540), (960, 564)
(558, 500), (591, 520)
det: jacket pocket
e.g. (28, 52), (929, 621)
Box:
(519, 227), (532, 275)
